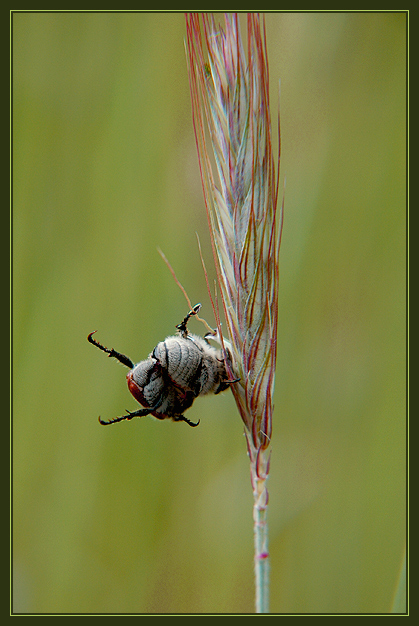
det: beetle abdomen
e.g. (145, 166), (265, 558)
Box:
(153, 336), (203, 392)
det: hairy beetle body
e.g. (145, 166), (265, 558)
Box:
(152, 334), (228, 396)
(88, 305), (237, 427)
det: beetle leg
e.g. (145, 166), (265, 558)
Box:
(98, 398), (163, 426)
(173, 414), (200, 427)
(176, 303), (201, 338)
(214, 377), (240, 394)
(225, 377), (241, 386)
(88, 331), (134, 369)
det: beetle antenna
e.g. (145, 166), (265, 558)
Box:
(88, 331), (134, 369)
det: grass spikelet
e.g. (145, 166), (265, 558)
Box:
(186, 13), (282, 613)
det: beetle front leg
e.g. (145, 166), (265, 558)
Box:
(88, 331), (134, 369)
(98, 400), (163, 426)
(99, 407), (151, 426)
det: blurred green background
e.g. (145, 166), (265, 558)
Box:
(12, 12), (406, 614)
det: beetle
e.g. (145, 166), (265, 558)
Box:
(88, 304), (237, 427)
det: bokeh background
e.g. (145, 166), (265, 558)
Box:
(13, 12), (406, 614)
